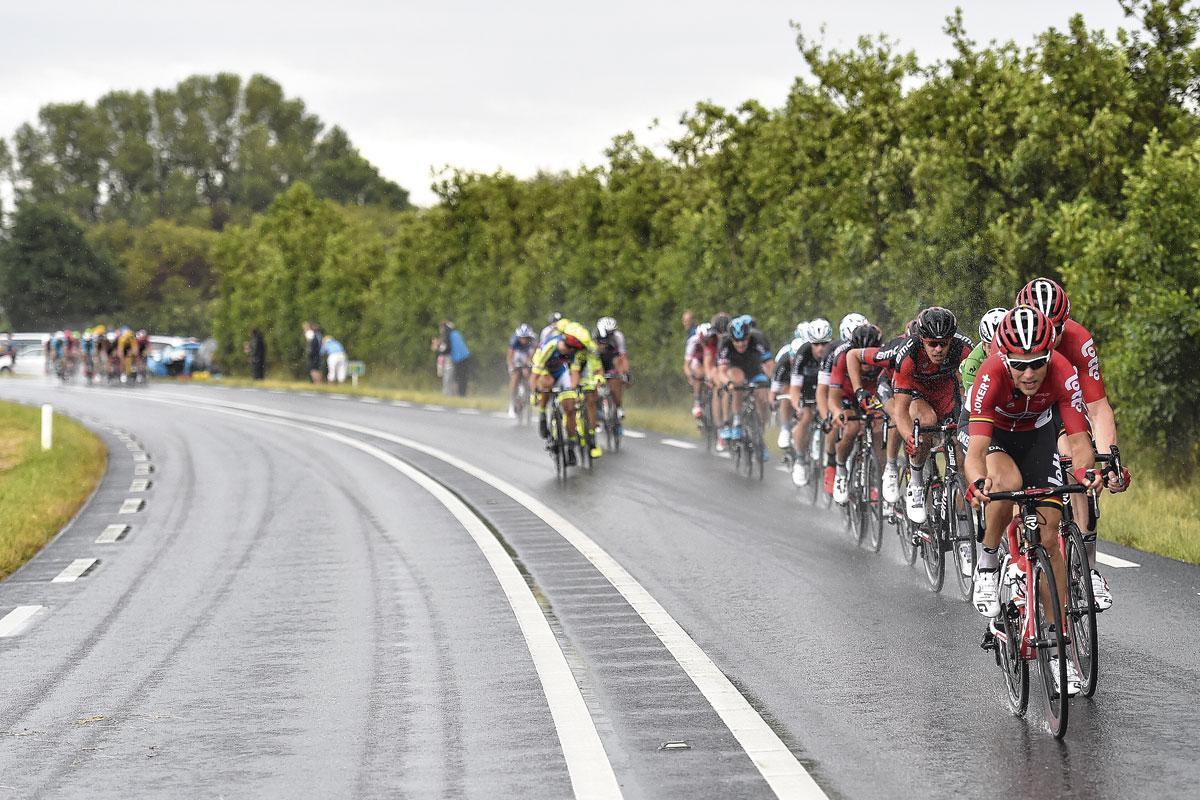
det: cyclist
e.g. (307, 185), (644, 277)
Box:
(684, 322), (716, 419)
(532, 321), (601, 465)
(889, 307), (974, 524)
(964, 306), (1103, 697)
(594, 316), (628, 423)
(828, 323), (884, 504)
(1016, 277), (1128, 609)
(815, 313), (869, 495)
(772, 322), (807, 450)
(716, 315), (774, 458)
(708, 312), (734, 451)
(846, 321), (916, 503)
(958, 308), (1008, 448)
(788, 319), (832, 486)
(134, 329), (151, 381)
(507, 323), (537, 417)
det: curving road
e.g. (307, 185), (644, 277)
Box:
(0, 378), (1196, 799)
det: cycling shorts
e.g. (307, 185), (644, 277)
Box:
(986, 424), (1064, 508)
(511, 351), (532, 370)
(905, 384), (959, 421)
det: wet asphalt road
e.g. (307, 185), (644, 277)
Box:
(0, 379), (1196, 799)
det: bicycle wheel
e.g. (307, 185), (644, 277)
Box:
(949, 478), (977, 601)
(844, 447), (861, 543)
(997, 549), (1030, 717)
(610, 403), (622, 453)
(895, 468), (918, 565)
(921, 480), (946, 592)
(1032, 549), (1070, 738)
(1063, 523), (1099, 697)
(749, 411), (764, 481)
(551, 406), (566, 480)
(864, 453), (883, 553)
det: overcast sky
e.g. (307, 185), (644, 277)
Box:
(1, 1), (1135, 207)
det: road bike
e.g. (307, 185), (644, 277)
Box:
(543, 390), (576, 480)
(697, 380), (717, 453)
(911, 419), (976, 595)
(598, 373), (623, 453)
(842, 406), (887, 552)
(776, 398), (797, 473)
(512, 367), (532, 426)
(981, 482), (1092, 739)
(729, 384), (765, 481)
(800, 413), (825, 505)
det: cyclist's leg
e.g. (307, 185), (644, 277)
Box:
(907, 397), (938, 479)
(729, 368), (747, 420)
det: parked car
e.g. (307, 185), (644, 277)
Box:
(148, 340), (207, 377)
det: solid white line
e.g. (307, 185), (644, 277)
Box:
(52, 558), (98, 583)
(119, 499), (144, 514)
(1095, 552), (1140, 569)
(153, 392), (826, 799)
(660, 439), (698, 450)
(138, 397), (622, 799)
(622, 429), (646, 439)
(0, 605), (44, 636)
(96, 524), (130, 543)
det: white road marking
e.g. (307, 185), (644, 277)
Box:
(129, 479), (151, 492)
(125, 442), (142, 451)
(716, 450), (732, 459)
(328, 394), (349, 400)
(154, 392), (827, 800)
(390, 400), (413, 407)
(268, 389), (287, 394)
(621, 429), (646, 439)
(132, 453), (149, 463)
(660, 439), (698, 450)
(491, 412), (512, 419)
(360, 397), (382, 404)
(458, 408), (482, 415)
(423, 405), (446, 412)
(154, 400), (622, 799)
(96, 524), (130, 544)
(52, 558), (98, 583)
(134, 464), (153, 476)
(1095, 552), (1140, 569)
(119, 499), (144, 514)
(0, 606), (45, 637)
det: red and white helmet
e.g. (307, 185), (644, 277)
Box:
(1016, 277), (1070, 328)
(995, 306), (1055, 355)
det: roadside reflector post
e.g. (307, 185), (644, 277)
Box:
(349, 360), (365, 388)
(41, 404), (53, 450)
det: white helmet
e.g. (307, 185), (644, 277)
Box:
(790, 337), (806, 355)
(596, 316), (618, 338)
(839, 313), (868, 340)
(978, 307), (1008, 345)
(793, 321), (810, 342)
(808, 318), (833, 343)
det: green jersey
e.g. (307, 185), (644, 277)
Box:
(959, 341), (988, 396)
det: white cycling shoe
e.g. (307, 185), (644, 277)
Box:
(833, 472), (849, 505)
(904, 481), (927, 524)
(1052, 657), (1083, 697)
(777, 428), (792, 449)
(882, 464), (900, 503)
(791, 459), (809, 488)
(1091, 569), (1113, 611)
(972, 568), (1001, 618)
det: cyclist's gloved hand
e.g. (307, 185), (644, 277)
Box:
(1106, 465), (1132, 492)
(1074, 467), (1104, 492)
(966, 477), (989, 508)
(854, 388), (871, 410)
(839, 396), (854, 410)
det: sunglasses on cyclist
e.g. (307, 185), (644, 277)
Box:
(1005, 354), (1051, 372)
(921, 338), (951, 349)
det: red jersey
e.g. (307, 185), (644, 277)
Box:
(967, 351), (1089, 436)
(892, 333), (973, 395)
(831, 348), (880, 394)
(1055, 318), (1106, 404)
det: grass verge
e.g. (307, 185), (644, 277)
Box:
(0, 401), (106, 580)
(201, 375), (1198, 565)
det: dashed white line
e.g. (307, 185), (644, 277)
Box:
(134, 464), (153, 476)
(132, 453), (149, 463)
(491, 412), (511, 419)
(660, 439), (698, 450)
(0, 606), (45, 637)
(328, 394), (349, 401)
(621, 429), (646, 439)
(458, 408), (482, 416)
(119, 499), (145, 514)
(129, 479), (152, 492)
(96, 524), (130, 544)
(360, 397), (382, 404)
(155, 393), (827, 800)
(390, 400), (413, 408)
(52, 558), (98, 583)
(1095, 552), (1140, 569)
(125, 442), (142, 451)
(423, 405), (446, 412)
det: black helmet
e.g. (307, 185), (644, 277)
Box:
(850, 323), (883, 349)
(916, 307), (957, 340)
(710, 312), (732, 335)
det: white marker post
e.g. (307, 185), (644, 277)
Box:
(41, 404), (53, 450)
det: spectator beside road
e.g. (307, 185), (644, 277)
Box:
(441, 320), (471, 396)
(431, 332), (453, 395)
(245, 328), (266, 380)
(304, 321), (323, 383)
(682, 309), (696, 338)
(322, 334), (348, 383)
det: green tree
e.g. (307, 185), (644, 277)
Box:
(0, 204), (122, 328)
